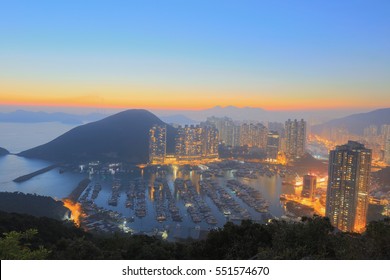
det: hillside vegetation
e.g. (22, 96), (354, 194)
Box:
(1, 211), (389, 260)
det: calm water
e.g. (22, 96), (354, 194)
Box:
(0, 122), (76, 153)
(0, 122), (82, 198)
(0, 154), (85, 199)
(0, 154), (294, 237)
(0, 122), (294, 237)
(83, 168), (294, 236)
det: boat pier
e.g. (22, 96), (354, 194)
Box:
(67, 178), (91, 202)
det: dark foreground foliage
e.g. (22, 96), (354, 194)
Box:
(1, 211), (389, 260)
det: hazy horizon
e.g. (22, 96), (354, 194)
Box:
(0, 104), (380, 113)
(0, 104), (383, 124)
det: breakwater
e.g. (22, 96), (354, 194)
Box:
(13, 164), (60, 182)
(67, 178), (91, 202)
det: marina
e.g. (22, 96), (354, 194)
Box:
(72, 161), (293, 240)
(0, 154), (296, 240)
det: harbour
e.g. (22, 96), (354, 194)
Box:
(72, 161), (295, 240)
(0, 154), (296, 240)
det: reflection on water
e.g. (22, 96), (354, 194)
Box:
(82, 167), (294, 238)
(0, 155), (295, 239)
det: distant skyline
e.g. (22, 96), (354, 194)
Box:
(1, 1), (389, 110)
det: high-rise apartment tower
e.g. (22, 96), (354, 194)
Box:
(326, 141), (371, 232)
(285, 119), (306, 159)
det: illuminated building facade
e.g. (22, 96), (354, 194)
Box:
(175, 125), (202, 160)
(326, 141), (371, 232)
(285, 119), (306, 159)
(266, 131), (280, 160)
(149, 125), (167, 164)
(175, 125), (219, 161)
(239, 123), (267, 148)
(385, 138), (390, 165)
(201, 125), (219, 158)
(381, 124), (390, 146)
(232, 125), (241, 147)
(363, 125), (378, 139)
(381, 125), (390, 164)
(302, 175), (316, 200)
(206, 117), (240, 147)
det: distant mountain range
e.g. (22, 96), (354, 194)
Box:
(7, 107), (390, 163)
(19, 109), (176, 163)
(158, 107), (390, 136)
(312, 108), (390, 135)
(0, 106), (376, 125)
(0, 147), (9, 156)
(153, 106), (368, 124)
(0, 110), (106, 125)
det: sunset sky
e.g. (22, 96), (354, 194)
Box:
(0, 0), (389, 111)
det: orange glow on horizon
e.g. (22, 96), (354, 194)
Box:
(0, 80), (385, 111)
(0, 98), (379, 112)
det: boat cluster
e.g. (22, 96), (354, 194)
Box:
(79, 183), (102, 204)
(91, 183), (102, 200)
(226, 179), (269, 213)
(175, 178), (218, 225)
(153, 180), (168, 222)
(133, 179), (147, 218)
(155, 179), (183, 222)
(81, 199), (126, 233)
(108, 179), (121, 206)
(200, 179), (252, 221)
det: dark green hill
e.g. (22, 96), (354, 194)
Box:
(0, 147), (9, 156)
(0, 192), (69, 220)
(18, 109), (176, 163)
(312, 108), (390, 135)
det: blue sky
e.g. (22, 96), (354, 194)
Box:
(0, 0), (389, 110)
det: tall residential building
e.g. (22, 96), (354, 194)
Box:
(175, 125), (202, 160)
(381, 124), (390, 144)
(149, 125), (167, 164)
(232, 125), (241, 147)
(326, 141), (372, 233)
(385, 138), (390, 165)
(364, 125), (378, 138)
(381, 125), (390, 162)
(201, 124), (219, 158)
(239, 123), (268, 148)
(206, 117), (240, 147)
(302, 175), (316, 200)
(175, 125), (219, 161)
(266, 131), (280, 160)
(285, 119), (306, 159)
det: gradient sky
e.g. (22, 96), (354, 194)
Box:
(0, 0), (389, 111)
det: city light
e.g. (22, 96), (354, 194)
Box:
(62, 199), (83, 227)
